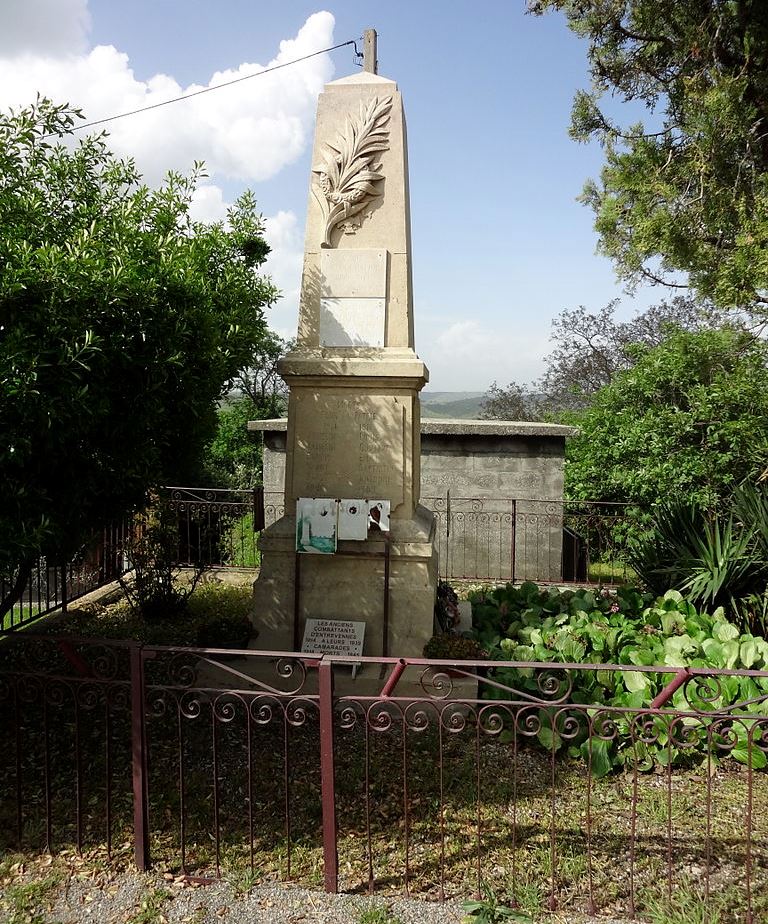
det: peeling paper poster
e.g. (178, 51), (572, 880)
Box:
(338, 499), (368, 540)
(296, 498), (338, 554)
(368, 500), (390, 532)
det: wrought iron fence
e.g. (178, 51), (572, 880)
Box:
(422, 494), (631, 585)
(0, 488), (262, 634)
(515, 499), (633, 586)
(1, 636), (766, 919)
(0, 521), (131, 632)
(423, 495), (516, 581)
(160, 486), (262, 569)
(0, 493), (636, 636)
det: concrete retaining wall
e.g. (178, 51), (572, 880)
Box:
(249, 418), (576, 583)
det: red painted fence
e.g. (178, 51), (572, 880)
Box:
(1, 637), (766, 919)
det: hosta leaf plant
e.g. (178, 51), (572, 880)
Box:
(470, 582), (768, 775)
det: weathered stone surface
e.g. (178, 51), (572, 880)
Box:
(420, 419), (577, 437)
(249, 417), (576, 438)
(296, 71), (415, 350)
(318, 248), (389, 346)
(253, 508), (436, 657)
(320, 248), (388, 297)
(286, 390), (408, 510)
(251, 63), (437, 657)
(250, 420), (570, 497)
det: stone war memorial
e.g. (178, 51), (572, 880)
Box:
(251, 32), (438, 658)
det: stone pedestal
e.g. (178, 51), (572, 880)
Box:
(253, 504), (436, 656)
(251, 66), (438, 657)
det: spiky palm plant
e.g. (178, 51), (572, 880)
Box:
(627, 499), (759, 616)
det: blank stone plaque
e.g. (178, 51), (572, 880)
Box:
(320, 248), (387, 297)
(320, 297), (385, 346)
(319, 248), (388, 347)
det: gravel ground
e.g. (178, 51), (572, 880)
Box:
(44, 872), (468, 924)
(4, 864), (633, 924)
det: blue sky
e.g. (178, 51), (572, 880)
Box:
(1, 0), (665, 391)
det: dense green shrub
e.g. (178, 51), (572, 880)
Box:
(471, 582), (768, 775)
(189, 582), (255, 650)
(48, 580), (253, 646)
(119, 504), (207, 621)
(422, 633), (486, 660)
(564, 330), (768, 511)
(1, 100), (277, 618)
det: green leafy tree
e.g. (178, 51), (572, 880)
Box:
(481, 380), (541, 421)
(198, 332), (291, 488)
(199, 397), (269, 489)
(0, 99), (278, 614)
(481, 295), (724, 418)
(565, 328), (768, 508)
(230, 329), (292, 410)
(530, 0), (768, 310)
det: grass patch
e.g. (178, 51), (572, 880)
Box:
(587, 559), (636, 585)
(357, 902), (404, 924)
(0, 863), (61, 924)
(126, 887), (172, 924)
(34, 578), (254, 646)
(227, 866), (262, 896)
(0, 709), (766, 921)
(224, 513), (260, 568)
(640, 875), (737, 924)
(2, 602), (46, 631)
(1, 581), (766, 922)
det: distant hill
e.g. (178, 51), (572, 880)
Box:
(420, 391), (486, 419)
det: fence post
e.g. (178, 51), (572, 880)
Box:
(318, 660), (338, 892)
(253, 486), (265, 532)
(511, 499), (517, 585)
(293, 553), (302, 652)
(382, 539), (391, 659)
(60, 563), (68, 614)
(130, 644), (150, 871)
(445, 490), (451, 581)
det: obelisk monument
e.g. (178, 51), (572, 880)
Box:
(252, 31), (438, 656)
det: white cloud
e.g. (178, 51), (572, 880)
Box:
(0, 9), (335, 185)
(189, 181), (304, 340)
(434, 321), (494, 360)
(0, 2), (328, 342)
(262, 210), (304, 340)
(418, 317), (547, 391)
(189, 185), (229, 224)
(0, 0), (90, 56)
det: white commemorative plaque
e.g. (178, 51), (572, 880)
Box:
(301, 618), (366, 676)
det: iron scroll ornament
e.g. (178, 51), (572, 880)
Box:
(312, 94), (393, 247)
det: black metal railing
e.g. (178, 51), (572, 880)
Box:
(422, 494), (631, 585)
(0, 488), (263, 633)
(0, 493), (634, 635)
(423, 495), (516, 581)
(160, 486), (262, 569)
(515, 499), (633, 586)
(0, 521), (131, 632)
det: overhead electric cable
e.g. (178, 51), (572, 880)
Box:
(58, 39), (360, 135)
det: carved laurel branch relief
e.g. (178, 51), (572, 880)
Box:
(312, 95), (393, 248)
